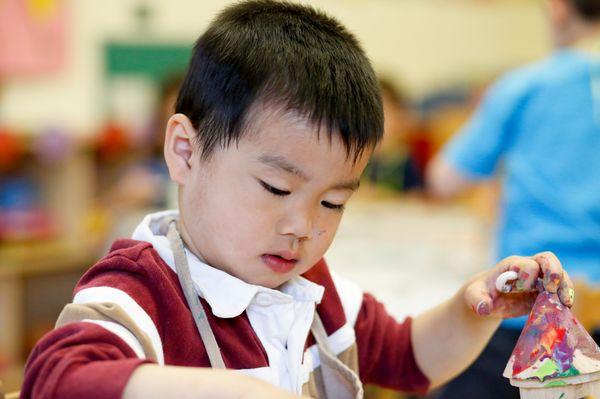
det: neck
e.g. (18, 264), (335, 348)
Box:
(175, 213), (209, 264)
(555, 20), (600, 49)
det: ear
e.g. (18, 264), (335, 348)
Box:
(164, 113), (196, 186)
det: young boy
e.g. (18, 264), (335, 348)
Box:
(22, 2), (574, 398)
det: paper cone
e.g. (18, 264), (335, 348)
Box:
(504, 291), (600, 399)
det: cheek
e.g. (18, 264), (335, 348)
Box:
(309, 214), (342, 255)
(317, 227), (336, 250)
(209, 182), (277, 249)
(299, 230), (336, 274)
(319, 211), (343, 237)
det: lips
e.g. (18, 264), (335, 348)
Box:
(262, 253), (298, 273)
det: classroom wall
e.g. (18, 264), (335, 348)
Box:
(0, 0), (549, 135)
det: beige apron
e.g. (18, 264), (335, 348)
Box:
(166, 220), (363, 398)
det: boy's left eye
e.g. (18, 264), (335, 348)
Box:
(321, 201), (345, 212)
(259, 179), (345, 211)
(259, 180), (290, 196)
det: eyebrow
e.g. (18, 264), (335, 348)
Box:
(258, 155), (309, 180)
(257, 154), (361, 191)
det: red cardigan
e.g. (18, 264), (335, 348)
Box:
(21, 239), (429, 399)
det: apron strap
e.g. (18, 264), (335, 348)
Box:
(310, 312), (364, 399)
(167, 220), (226, 369)
(311, 311), (334, 353)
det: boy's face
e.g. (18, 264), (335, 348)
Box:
(165, 106), (371, 288)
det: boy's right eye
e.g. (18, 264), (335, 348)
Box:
(259, 180), (290, 196)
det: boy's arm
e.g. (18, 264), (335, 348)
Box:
(411, 281), (500, 389)
(22, 321), (306, 399)
(123, 364), (306, 399)
(21, 249), (307, 399)
(426, 71), (527, 199)
(426, 156), (475, 199)
(411, 252), (573, 389)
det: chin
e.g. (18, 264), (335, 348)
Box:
(262, 279), (285, 289)
(256, 276), (289, 289)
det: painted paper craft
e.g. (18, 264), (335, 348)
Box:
(504, 290), (600, 399)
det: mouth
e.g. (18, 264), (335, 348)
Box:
(261, 253), (298, 273)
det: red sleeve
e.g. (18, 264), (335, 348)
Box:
(21, 242), (173, 399)
(355, 293), (430, 394)
(21, 322), (151, 399)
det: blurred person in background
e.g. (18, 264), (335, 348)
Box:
(105, 73), (182, 212)
(99, 74), (182, 243)
(364, 79), (429, 193)
(427, 0), (600, 398)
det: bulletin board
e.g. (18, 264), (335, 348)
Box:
(0, 0), (68, 76)
(104, 42), (191, 82)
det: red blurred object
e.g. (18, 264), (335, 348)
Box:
(0, 209), (58, 242)
(96, 122), (130, 160)
(406, 123), (434, 174)
(0, 128), (24, 171)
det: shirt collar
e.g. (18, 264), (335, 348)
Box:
(131, 210), (324, 318)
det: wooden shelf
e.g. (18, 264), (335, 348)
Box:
(0, 235), (104, 279)
(0, 234), (106, 393)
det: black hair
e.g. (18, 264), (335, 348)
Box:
(175, 0), (383, 162)
(571, 0), (600, 20)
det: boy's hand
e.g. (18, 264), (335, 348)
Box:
(124, 364), (311, 399)
(242, 378), (312, 399)
(463, 252), (574, 319)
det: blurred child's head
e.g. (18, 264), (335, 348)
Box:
(547, 0), (600, 46)
(164, 0), (382, 288)
(378, 79), (416, 156)
(570, 0), (600, 20)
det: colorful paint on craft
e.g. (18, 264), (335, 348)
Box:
(544, 380), (567, 387)
(532, 359), (560, 380)
(505, 291), (600, 382)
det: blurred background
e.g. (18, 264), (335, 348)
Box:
(0, 0), (597, 397)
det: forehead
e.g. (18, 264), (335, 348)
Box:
(238, 111), (370, 186)
(240, 105), (371, 174)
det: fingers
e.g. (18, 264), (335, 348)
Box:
(469, 252), (573, 317)
(532, 251), (573, 307)
(533, 252), (563, 293)
(496, 270), (518, 293)
(557, 269), (575, 307)
(465, 279), (493, 316)
(496, 256), (541, 293)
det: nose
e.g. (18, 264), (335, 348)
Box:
(276, 203), (314, 242)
